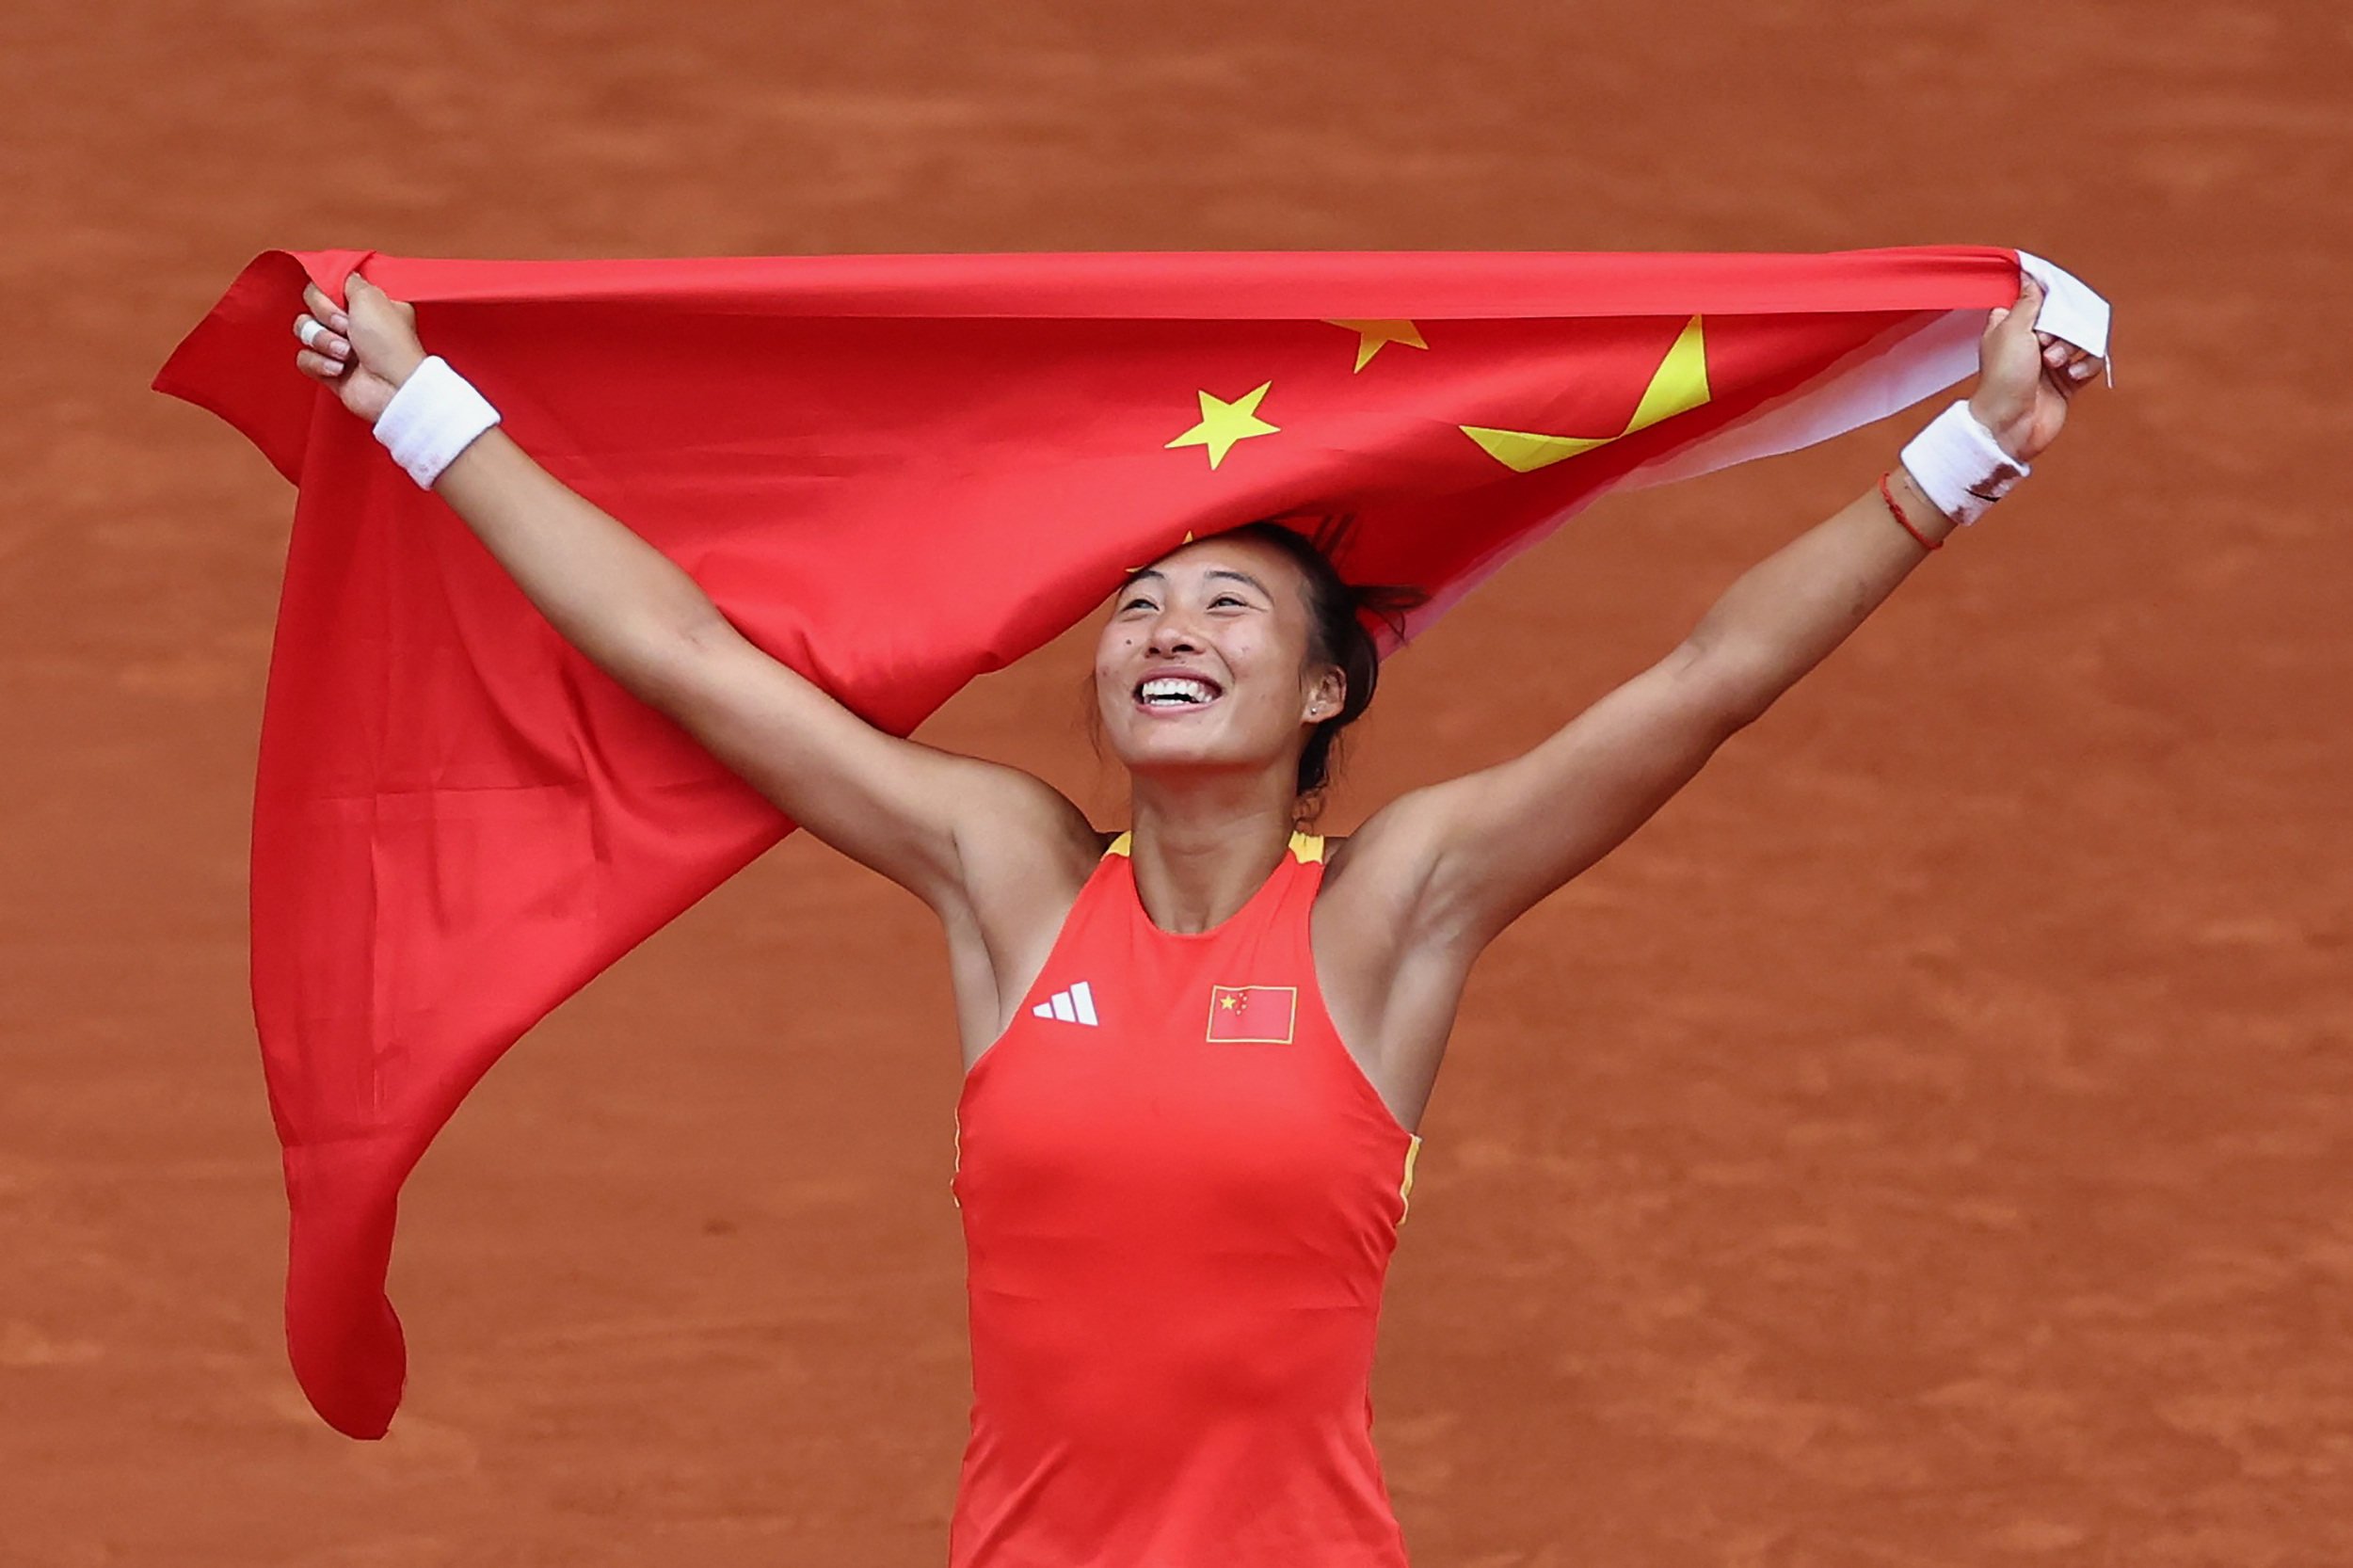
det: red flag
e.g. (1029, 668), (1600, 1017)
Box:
(1207, 985), (1301, 1045)
(153, 246), (2105, 1437)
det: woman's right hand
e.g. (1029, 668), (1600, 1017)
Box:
(293, 272), (428, 424)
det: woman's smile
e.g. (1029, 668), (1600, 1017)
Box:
(1132, 668), (1226, 715)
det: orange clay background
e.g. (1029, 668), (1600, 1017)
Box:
(4, 2), (2347, 1563)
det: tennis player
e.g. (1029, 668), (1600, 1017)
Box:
(292, 268), (2098, 1566)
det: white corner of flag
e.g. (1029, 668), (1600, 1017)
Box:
(2015, 251), (2113, 380)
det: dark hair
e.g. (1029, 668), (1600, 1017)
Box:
(1219, 516), (1429, 816)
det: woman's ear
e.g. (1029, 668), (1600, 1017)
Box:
(1304, 666), (1347, 721)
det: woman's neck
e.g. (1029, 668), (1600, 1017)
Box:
(1125, 772), (1302, 934)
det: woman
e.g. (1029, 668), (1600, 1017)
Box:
(292, 269), (2100, 1565)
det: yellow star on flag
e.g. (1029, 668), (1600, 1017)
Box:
(1326, 319), (1428, 373)
(1220, 994), (1241, 1011)
(1463, 316), (1712, 472)
(1167, 383), (1280, 470)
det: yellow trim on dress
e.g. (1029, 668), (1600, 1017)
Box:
(1397, 1134), (1421, 1228)
(1107, 830), (1321, 862)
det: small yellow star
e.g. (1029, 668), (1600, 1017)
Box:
(1220, 994), (1241, 1011)
(1121, 531), (1195, 574)
(1166, 383), (1279, 470)
(1326, 319), (1427, 373)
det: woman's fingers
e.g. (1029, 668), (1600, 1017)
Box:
(2042, 349), (2101, 398)
(293, 312), (352, 361)
(2014, 278), (2103, 388)
(301, 280), (349, 334)
(294, 278), (356, 382)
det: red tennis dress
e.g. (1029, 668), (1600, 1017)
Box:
(950, 830), (1423, 1567)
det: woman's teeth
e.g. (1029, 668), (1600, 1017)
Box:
(1139, 677), (1218, 706)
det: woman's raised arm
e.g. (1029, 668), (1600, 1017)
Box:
(292, 274), (1095, 916)
(1339, 274), (2105, 954)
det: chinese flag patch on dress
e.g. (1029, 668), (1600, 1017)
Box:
(1207, 985), (1299, 1044)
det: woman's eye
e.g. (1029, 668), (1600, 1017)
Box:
(1116, 592), (1242, 611)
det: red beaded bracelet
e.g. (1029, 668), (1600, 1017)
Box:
(1878, 471), (1942, 552)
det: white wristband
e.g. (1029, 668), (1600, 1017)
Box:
(373, 355), (502, 489)
(1897, 401), (2028, 527)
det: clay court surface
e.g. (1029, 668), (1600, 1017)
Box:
(4, 1), (2347, 1562)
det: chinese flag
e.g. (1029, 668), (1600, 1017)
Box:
(1207, 986), (1301, 1045)
(154, 246), (2105, 1437)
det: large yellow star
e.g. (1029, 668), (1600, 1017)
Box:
(1462, 316), (1712, 472)
(1326, 319), (1428, 373)
(1166, 382), (1280, 470)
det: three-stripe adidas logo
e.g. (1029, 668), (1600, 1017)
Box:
(1032, 981), (1099, 1027)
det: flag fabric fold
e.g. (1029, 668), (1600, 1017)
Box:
(154, 245), (2106, 1438)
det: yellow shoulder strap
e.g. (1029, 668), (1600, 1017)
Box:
(1109, 830), (1320, 861)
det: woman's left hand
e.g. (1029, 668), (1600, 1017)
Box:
(1967, 273), (2104, 464)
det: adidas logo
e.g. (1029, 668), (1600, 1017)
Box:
(1032, 981), (1099, 1027)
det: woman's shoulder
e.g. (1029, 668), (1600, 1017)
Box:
(948, 771), (1107, 902)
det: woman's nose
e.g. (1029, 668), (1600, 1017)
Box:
(1146, 616), (1204, 656)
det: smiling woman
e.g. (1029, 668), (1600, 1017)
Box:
(1099, 517), (1426, 816)
(279, 262), (2101, 1566)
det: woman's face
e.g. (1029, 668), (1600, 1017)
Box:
(1093, 534), (1343, 784)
